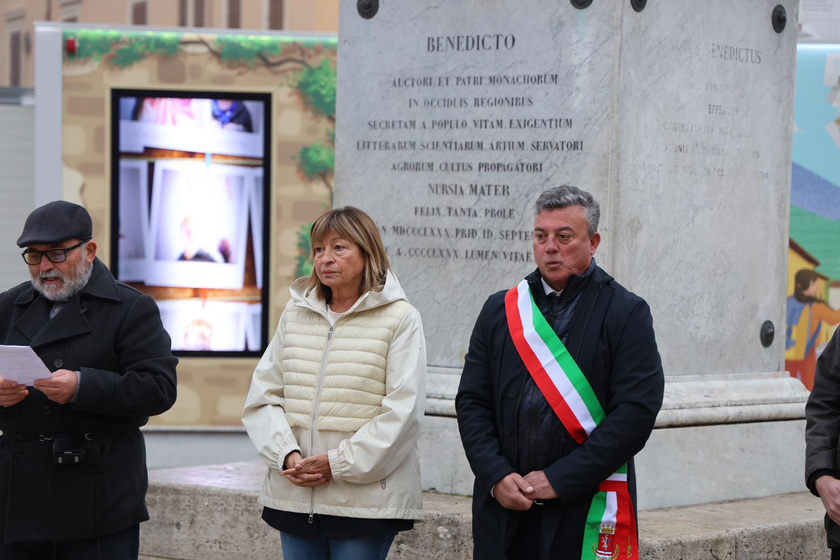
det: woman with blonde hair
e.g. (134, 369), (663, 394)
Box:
(243, 206), (426, 559)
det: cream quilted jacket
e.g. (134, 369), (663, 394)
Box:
(242, 271), (426, 520)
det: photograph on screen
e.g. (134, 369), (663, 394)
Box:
(117, 160), (150, 282)
(146, 161), (251, 290)
(245, 303), (263, 351)
(111, 88), (271, 357)
(158, 300), (250, 352)
(250, 169), (264, 290)
(118, 97), (265, 158)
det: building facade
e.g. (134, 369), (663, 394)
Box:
(0, 0), (338, 88)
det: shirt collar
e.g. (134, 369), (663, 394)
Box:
(538, 258), (597, 298)
(541, 277), (560, 296)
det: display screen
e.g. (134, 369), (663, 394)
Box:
(110, 90), (270, 356)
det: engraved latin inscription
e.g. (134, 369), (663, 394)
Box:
(354, 36), (586, 261)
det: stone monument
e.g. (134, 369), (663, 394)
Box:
(335, 0), (805, 508)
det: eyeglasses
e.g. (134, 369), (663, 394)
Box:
(21, 241), (86, 265)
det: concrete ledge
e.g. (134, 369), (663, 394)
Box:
(640, 492), (828, 559)
(141, 462), (830, 560)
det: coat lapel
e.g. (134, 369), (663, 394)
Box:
(14, 294), (51, 344)
(12, 258), (120, 349)
(565, 272), (614, 378)
(27, 297), (92, 349)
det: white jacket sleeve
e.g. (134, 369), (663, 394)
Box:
(241, 313), (301, 471)
(328, 307), (427, 484)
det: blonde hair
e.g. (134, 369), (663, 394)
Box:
(304, 206), (391, 302)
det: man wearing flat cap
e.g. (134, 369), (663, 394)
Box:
(0, 201), (177, 559)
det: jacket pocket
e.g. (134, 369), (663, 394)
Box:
(8, 439), (96, 541)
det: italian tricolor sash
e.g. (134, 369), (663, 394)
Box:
(505, 280), (638, 560)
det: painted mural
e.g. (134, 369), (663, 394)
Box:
(61, 27), (335, 425)
(788, 44), (840, 390)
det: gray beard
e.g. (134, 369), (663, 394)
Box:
(32, 257), (94, 302)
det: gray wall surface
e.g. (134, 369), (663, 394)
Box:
(0, 100), (35, 290)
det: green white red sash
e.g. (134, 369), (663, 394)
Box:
(505, 280), (638, 560)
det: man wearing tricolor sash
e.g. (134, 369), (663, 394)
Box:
(456, 186), (664, 560)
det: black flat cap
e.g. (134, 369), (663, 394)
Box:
(17, 201), (93, 247)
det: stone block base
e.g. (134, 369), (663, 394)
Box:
(141, 462), (829, 560)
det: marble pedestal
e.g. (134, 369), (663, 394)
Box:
(420, 369), (809, 508)
(334, 0), (804, 507)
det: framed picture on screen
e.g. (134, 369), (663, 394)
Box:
(111, 89), (271, 357)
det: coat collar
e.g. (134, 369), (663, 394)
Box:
(526, 259), (608, 305)
(289, 270), (408, 317)
(523, 261), (615, 373)
(13, 258), (121, 348)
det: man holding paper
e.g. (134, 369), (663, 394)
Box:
(456, 186), (664, 560)
(0, 201), (177, 559)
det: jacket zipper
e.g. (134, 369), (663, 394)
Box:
(309, 324), (335, 523)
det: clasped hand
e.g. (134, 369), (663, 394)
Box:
(492, 470), (558, 511)
(281, 451), (333, 488)
(816, 475), (840, 524)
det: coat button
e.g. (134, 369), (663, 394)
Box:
(504, 425), (512, 435)
(42, 406), (52, 416)
(508, 387), (517, 398)
(54, 359), (63, 368)
(9, 408), (18, 416)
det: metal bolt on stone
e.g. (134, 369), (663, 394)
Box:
(772, 5), (787, 33)
(358, 0), (379, 19)
(760, 320), (775, 348)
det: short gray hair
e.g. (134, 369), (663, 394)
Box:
(535, 185), (600, 236)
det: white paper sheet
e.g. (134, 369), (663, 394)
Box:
(0, 345), (52, 385)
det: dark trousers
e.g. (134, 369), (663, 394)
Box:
(833, 548), (840, 560)
(0, 524), (139, 560)
(506, 506), (543, 560)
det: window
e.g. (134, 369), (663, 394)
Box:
(60, 0), (81, 23)
(268, 0), (283, 30)
(194, 0), (205, 27)
(8, 31), (21, 87)
(5, 11), (23, 88)
(228, 0), (241, 29)
(131, 1), (148, 25)
(179, 0), (206, 28)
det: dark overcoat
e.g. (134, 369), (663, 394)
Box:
(806, 326), (840, 549)
(456, 266), (664, 560)
(0, 258), (177, 543)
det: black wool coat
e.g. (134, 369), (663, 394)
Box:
(456, 266), (664, 560)
(0, 258), (177, 543)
